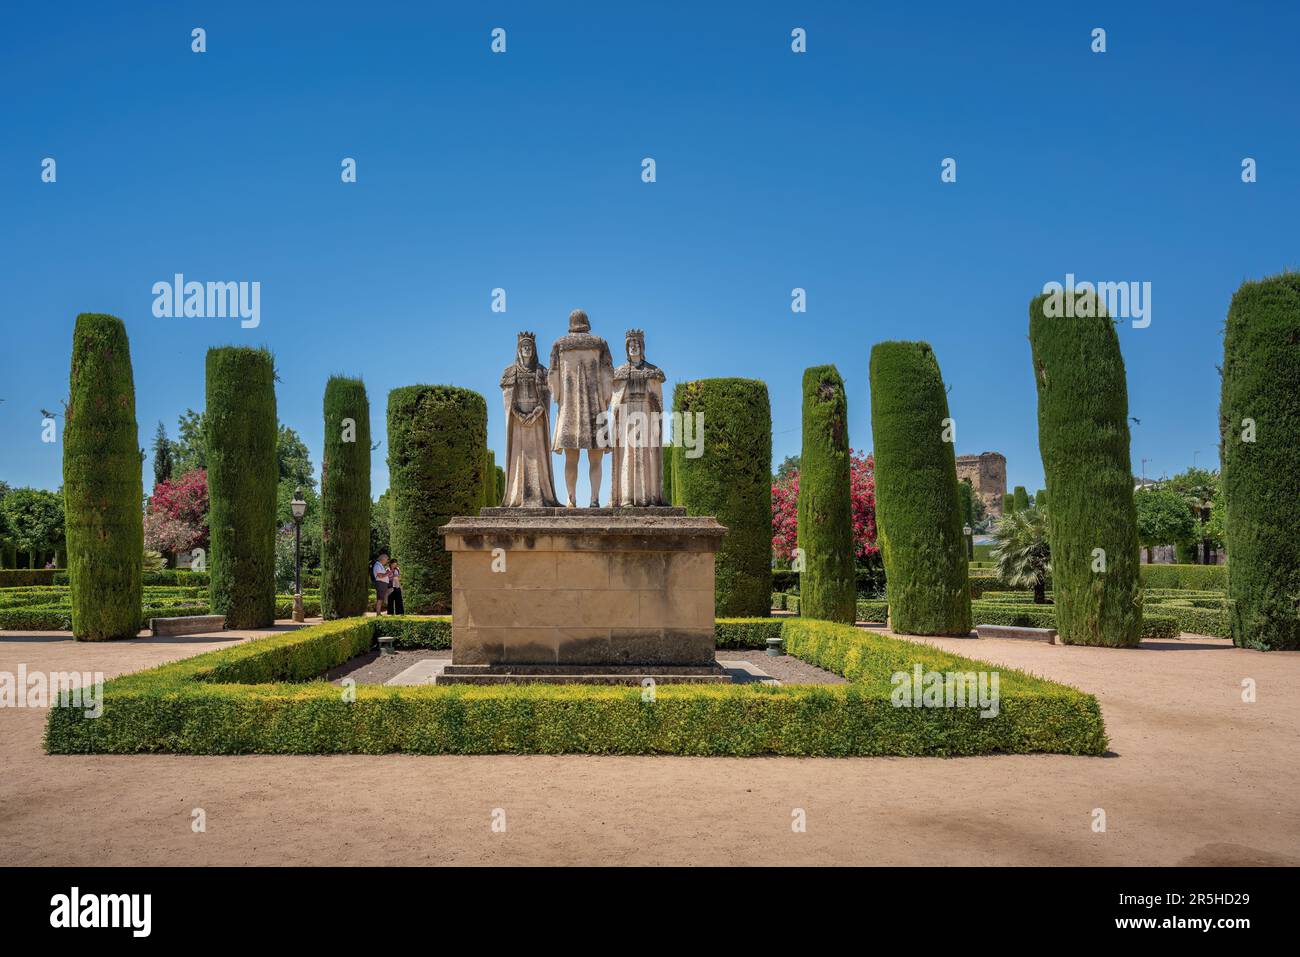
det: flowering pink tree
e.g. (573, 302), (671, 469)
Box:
(144, 469), (209, 555)
(772, 451), (878, 563)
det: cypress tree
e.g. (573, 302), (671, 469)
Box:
(662, 445), (675, 506)
(673, 378), (772, 616)
(1035, 488), (1048, 510)
(1220, 273), (1300, 650)
(206, 347), (278, 629)
(320, 376), (371, 619)
(482, 449), (497, 507)
(1003, 493), (1016, 516)
(388, 385), (486, 613)
(1013, 485), (1030, 512)
(1029, 290), (1141, 647)
(797, 365), (855, 622)
(63, 313), (143, 640)
(868, 341), (971, 635)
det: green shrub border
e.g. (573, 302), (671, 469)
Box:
(45, 615), (1107, 757)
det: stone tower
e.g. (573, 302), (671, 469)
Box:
(956, 451), (1007, 518)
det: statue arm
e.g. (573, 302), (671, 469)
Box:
(548, 363), (561, 410)
(600, 344), (615, 407)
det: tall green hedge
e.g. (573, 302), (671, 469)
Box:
(797, 365), (855, 623)
(662, 445), (675, 506)
(206, 347), (278, 629)
(388, 385), (486, 613)
(481, 449), (498, 508)
(1035, 488), (1048, 510)
(1220, 273), (1300, 650)
(674, 378), (772, 616)
(868, 342), (971, 635)
(63, 313), (143, 640)
(320, 376), (371, 619)
(1012, 486), (1030, 511)
(1029, 291), (1141, 647)
(1002, 493), (1016, 516)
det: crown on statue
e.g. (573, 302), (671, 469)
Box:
(517, 331), (536, 344)
(625, 328), (645, 344)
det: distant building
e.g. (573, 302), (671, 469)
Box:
(956, 452), (1007, 517)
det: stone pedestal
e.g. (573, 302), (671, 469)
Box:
(437, 507), (728, 682)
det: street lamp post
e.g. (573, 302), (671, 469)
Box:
(963, 525), (973, 561)
(291, 486), (307, 622)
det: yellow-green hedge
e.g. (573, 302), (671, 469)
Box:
(46, 616), (1107, 757)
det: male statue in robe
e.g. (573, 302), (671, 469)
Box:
(500, 331), (560, 507)
(610, 329), (666, 506)
(548, 309), (615, 507)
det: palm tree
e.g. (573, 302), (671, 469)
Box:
(991, 505), (1052, 604)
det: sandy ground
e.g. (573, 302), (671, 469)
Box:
(2, 625), (1298, 866)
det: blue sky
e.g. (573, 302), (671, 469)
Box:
(3, 1), (1297, 502)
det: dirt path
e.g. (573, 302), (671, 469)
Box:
(2, 629), (1297, 866)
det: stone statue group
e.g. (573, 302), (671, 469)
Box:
(500, 309), (666, 508)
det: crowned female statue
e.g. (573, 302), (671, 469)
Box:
(610, 329), (666, 507)
(500, 331), (560, 507)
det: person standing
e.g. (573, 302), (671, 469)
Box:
(549, 309), (614, 507)
(386, 560), (404, 615)
(372, 552), (390, 615)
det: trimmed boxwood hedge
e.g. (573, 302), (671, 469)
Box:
(320, 376), (372, 619)
(0, 593), (323, 631)
(797, 365), (856, 623)
(45, 615), (1107, 757)
(374, 615), (452, 649)
(1029, 291), (1142, 647)
(1142, 602), (1230, 638)
(714, 617), (784, 648)
(206, 347), (279, 629)
(1139, 564), (1226, 590)
(0, 570), (60, 588)
(868, 342), (970, 636)
(54, 569), (213, 587)
(856, 599), (888, 623)
(63, 313), (143, 641)
(1220, 273), (1300, 650)
(674, 378), (772, 616)
(970, 601), (1177, 639)
(387, 385), (487, 614)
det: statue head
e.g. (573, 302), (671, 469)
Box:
(625, 329), (645, 365)
(516, 331), (537, 369)
(568, 309), (590, 333)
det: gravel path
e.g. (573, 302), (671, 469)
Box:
(3, 629), (1297, 866)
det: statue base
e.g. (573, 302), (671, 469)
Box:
(438, 507), (728, 678)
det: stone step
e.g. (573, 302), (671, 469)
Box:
(437, 672), (732, 685)
(150, 614), (226, 637)
(442, 662), (725, 677)
(975, 623), (1058, 644)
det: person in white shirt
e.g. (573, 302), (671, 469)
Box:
(372, 553), (390, 615)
